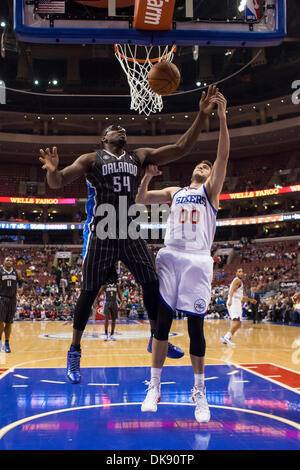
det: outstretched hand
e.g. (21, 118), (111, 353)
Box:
(145, 164), (162, 178)
(199, 85), (219, 115)
(210, 92), (227, 119)
(39, 147), (59, 173)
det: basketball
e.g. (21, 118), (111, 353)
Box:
(148, 61), (181, 96)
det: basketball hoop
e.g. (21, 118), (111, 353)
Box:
(114, 44), (177, 116)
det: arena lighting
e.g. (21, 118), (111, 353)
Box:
(215, 212), (300, 227)
(0, 212), (298, 231)
(238, 0), (247, 12)
(0, 223), (83, 230)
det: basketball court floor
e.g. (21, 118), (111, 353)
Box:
(0, 317), (299, 451)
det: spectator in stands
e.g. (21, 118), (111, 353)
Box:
(248, 286), (261, 323)
(291, 295), (300, 323)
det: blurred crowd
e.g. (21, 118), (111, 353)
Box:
(207, 286), (300, 324)
(0, 240), (298, 324)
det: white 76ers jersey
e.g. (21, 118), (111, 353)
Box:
(164, 185), (217, 252)
(229, 277), (244, 301)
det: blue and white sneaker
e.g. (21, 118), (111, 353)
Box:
(104, 333), (108, 341)
(221, 336), (235, 347)
(110, 334), (116, 341)
(147, 336), (184, 359)
(66, 347), (81, 383)
(4, 341), (11, 353)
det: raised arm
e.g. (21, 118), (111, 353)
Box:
(205, 93), (230, 211)
(39, 146), (96, 188)
(135, 164), (180, 204)
(135, 85), (218, 166)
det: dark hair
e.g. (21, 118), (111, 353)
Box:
(201, 160), (213, 169)
(103, 125), (126, 136)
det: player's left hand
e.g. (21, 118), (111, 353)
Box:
(199, 85), (218, 115)
(210, 92), (227, 118)
(145, 164), (162, 177)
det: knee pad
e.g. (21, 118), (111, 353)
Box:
(187, 315), (206, 357)
(154, 297), (174, 341)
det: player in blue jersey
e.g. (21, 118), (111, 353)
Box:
(137, 92), (230, 423)
(39, 85), (218, 384)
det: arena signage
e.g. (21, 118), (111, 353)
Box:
(279, 281), (298, 289)
(219, 184), (300, 200)
(0, 197), (76, 205)
(216, 212), (300, 227)
(0, 223), (83, 230)
(133, 0), (176, 30)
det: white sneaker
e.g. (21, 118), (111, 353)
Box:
(104, 333), (108, 341)
(141, 381), (161, 412)
(221, 335), (235, 347)
(192, 386), (211, 423)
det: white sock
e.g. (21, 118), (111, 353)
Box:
(225, 332), (232, 340)
(194, 373), (205, 389)
(150, 367), (162, 385)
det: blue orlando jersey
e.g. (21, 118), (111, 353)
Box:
(164, 185), (217, 252)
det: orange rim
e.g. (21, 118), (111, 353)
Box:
(114, 44), (177, 64)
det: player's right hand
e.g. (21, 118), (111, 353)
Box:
(228, 300), (232, 307)
(39, 147), (59, 173)
(145, 164), (162, 177)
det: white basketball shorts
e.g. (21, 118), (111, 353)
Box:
(155, 246), (213, 317)
(226, 298), (242, 320)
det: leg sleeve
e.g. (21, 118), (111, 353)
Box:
(154, 296), (174, 341)
(187, 314), (206, 357)
(73, 289), (99, 331)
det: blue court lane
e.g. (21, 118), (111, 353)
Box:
(0, 365), (299, 450)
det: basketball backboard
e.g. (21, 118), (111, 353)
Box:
(14, 0), (286, 47)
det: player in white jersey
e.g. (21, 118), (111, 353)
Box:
(221, 268), (257, 346)
(136, 92), (229, 423)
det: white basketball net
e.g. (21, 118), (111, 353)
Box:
(114, 44), (176, 116)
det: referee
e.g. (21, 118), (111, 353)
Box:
(39, 85), (217, 383)
(0, 257), (23, 353)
